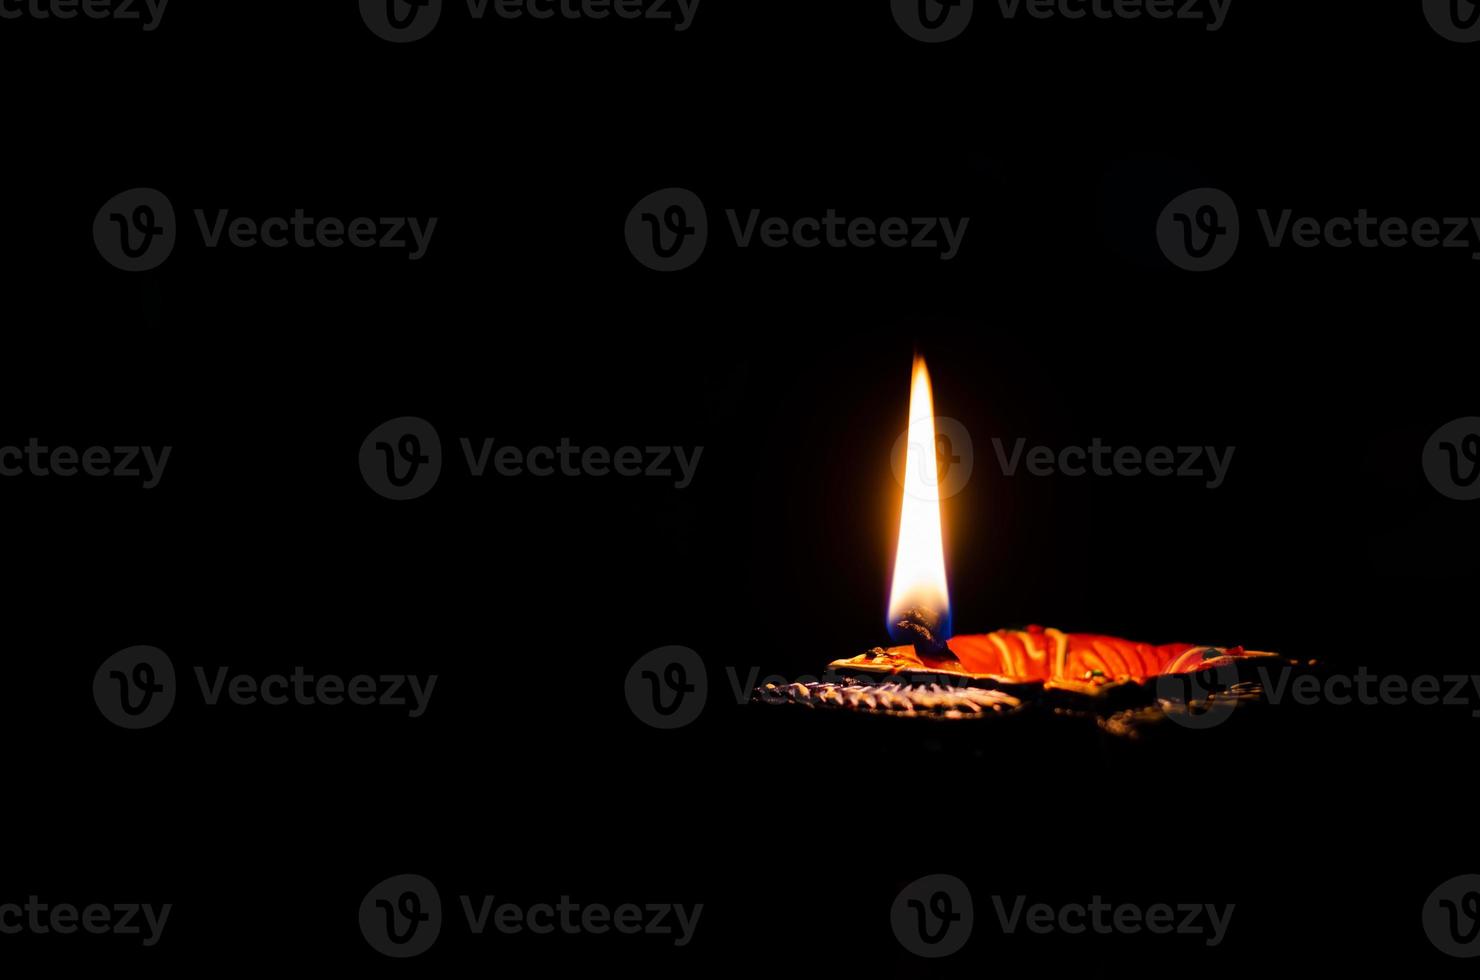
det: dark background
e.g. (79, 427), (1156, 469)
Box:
(2, 0), (1477, 974)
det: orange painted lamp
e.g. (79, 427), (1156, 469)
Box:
(807, 357), (1277, 712)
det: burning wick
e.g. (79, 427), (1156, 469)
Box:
(894, 606), (952, 663)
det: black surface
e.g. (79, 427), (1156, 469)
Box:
(3, 1), (1478, 974)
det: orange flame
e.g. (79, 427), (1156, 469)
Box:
(887, 356), (951, 641)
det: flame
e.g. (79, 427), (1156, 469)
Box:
(887, 356), (951, 642)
